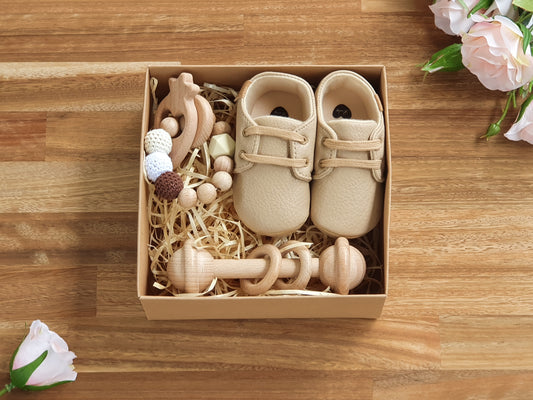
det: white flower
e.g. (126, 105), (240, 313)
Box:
(504, 103), (533, 144)
(10, 320), (77, 389)
(486, 0), (518, 20)
(429, 0), (518, 36)
(430, 0), (479, 36)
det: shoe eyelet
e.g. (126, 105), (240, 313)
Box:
(301, 136), (309, 145)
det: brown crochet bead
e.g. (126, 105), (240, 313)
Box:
(155, 171), (184, 201)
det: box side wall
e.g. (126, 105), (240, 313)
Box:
(137, 68), (151, 298)
(381, 66), (391, 296)
(140, 295), (386, 320)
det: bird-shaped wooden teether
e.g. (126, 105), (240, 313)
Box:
(154, 73), (215, 168)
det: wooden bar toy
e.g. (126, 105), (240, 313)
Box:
(166, 237), (366, 295)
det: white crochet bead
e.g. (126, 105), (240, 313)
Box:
(144, 129), (173, 155)
(145, 152), (173, 182)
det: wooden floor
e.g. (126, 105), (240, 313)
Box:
(1, 1), (532, 398)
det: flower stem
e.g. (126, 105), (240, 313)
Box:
(498, 90), (515, 125)
(0, 383), (14, 396)
(483, 90), (516, 139)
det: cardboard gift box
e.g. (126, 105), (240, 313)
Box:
(137, 65), (391, 320)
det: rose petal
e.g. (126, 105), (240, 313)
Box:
(462, 18), (533, 91)
(12, 321), (52, 370)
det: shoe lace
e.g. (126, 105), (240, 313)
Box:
(239, 125), (309, 168)
(320, 138), (382, 169)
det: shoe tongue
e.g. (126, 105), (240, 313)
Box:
(328, 119), (377, 141)
(254, 115), (302, 130)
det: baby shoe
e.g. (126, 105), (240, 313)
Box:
(311, 70), (385, 238)
(233, 72), (316, 236)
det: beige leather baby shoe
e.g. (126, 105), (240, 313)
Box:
(233, 72), (316, 236)
(311, 70), (385, 238)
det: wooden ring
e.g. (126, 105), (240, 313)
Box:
(240, 244), (281, 295)
(273, 241), (312, 290)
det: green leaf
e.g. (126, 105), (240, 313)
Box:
(457, 0), (469, 10)
(514, 0), (533, 13)
(10, 350), (48, 389)
(518, 22), (533, 53)
(420, 43), (465, 73)
(516, 93), (533, 121)
(23, 380), (74, 392)
(469, 0), (494, 17)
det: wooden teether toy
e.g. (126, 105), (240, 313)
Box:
(167, 237), (366, 295)
(154, 73), (215, 168)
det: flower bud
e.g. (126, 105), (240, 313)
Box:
(9, 320), (77, 392)
(484, 123), (501, 139)
(421, 43), (465, 73)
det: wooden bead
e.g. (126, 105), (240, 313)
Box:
(178, 187), (197, 209)
(160, 117), (179, 137)
(197, 183), (217, 204)
(208, 133), (235, 159)
(213, 155), (234, 173)
(212, 121), (232, 136)
(211, 171), (233, 192)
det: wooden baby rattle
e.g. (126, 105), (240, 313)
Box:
(167, 237), (366, 295)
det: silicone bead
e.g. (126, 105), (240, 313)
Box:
(144, 129), (173, 155)
(213, 155), (234, 173)
(178, 187), (197, 209)
(160, 117), (179, 137)
(212, 171), (232, 192)
(197, 183), (217, 204)
(208, 133), (235, 159)
(145, 152), (173, 182)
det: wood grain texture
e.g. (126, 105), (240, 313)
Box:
(1, 0), (532, 398)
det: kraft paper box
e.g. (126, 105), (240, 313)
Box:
(137, 65), (391, 320)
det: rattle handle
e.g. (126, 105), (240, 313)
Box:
(211, 258), (319, 279)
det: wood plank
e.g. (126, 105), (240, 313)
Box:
(0, 112), (46, 161)
(97, 265), (144, 318)
(389, 109), (530, 158)
(45, 111), (141, 161)
(52, 317), (439, 372)
(0, 161), (138, 213)
(391, 158), (533, 206)
(0, 213), (137, 267)
(440, 316), (533, 370)
(0, 69), (145, 112)
(0, 371), (373, 400)
(384, 207), (533, 317)
(0, 265), (96, 320)
(374, 371), (533, 400)
(361, 0), (428, 13)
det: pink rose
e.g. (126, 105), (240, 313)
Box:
(430, 0), (479, 36)
(461, 16), (533, 91)
(504, 104), (533, 144)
